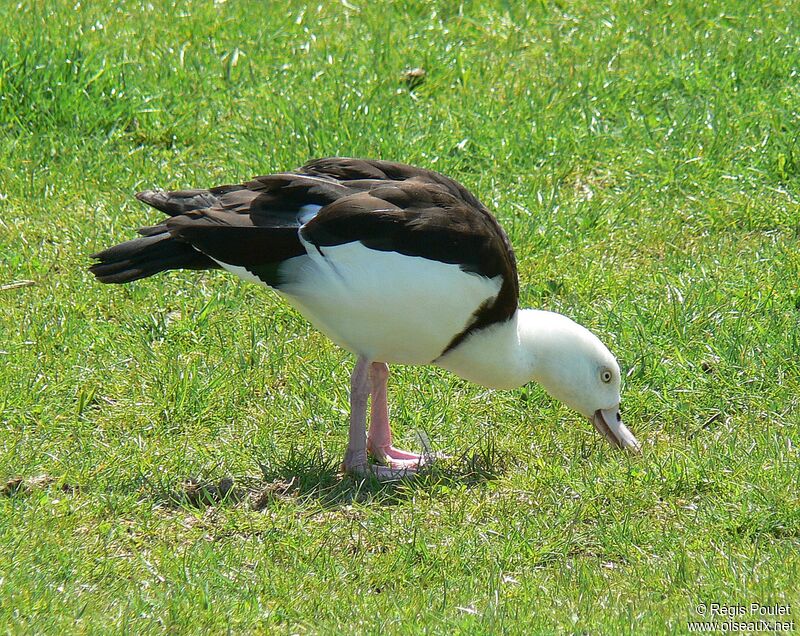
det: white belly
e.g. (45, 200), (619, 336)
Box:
(275, 241), (502, 364)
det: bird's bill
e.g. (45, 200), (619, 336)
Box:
(591, 407), (641, 453)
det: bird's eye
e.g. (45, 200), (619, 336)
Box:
(600, 368), (613, 383)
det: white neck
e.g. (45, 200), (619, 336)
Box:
(437, 308), (620, 422)
(436, 309), (541, 390)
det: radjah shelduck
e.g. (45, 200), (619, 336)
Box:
(90, 157), (641, 479)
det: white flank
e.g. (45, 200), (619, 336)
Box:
(277, 240), (503, 364)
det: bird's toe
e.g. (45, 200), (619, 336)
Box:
(343, 462), (419, 481)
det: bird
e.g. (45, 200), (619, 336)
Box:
(90, 157), (641, 479)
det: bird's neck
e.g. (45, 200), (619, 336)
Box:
(436, 309), (545, 390)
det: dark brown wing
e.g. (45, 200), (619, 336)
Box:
(300, 170), (519, 351)
(302, 157), (517, 278)
(160, 174), (347, 271)
(301, 157), (490, 212)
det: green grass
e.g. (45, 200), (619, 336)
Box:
(1, 0), (799, 632)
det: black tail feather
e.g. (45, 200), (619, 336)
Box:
(135, 185), (243, 216)
(137, 224), (170, 237)
(89, 232), (218, 283)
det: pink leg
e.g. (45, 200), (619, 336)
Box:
(343, 358), (417, 480)
(367, 362), (427, 469)
(342, 356), (370, 473)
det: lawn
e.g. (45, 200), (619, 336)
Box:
(1, 0), (799, 633)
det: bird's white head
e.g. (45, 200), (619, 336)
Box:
(520, 310), (641, 452)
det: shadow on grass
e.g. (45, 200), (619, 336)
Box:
(159, 429), (509, 511)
